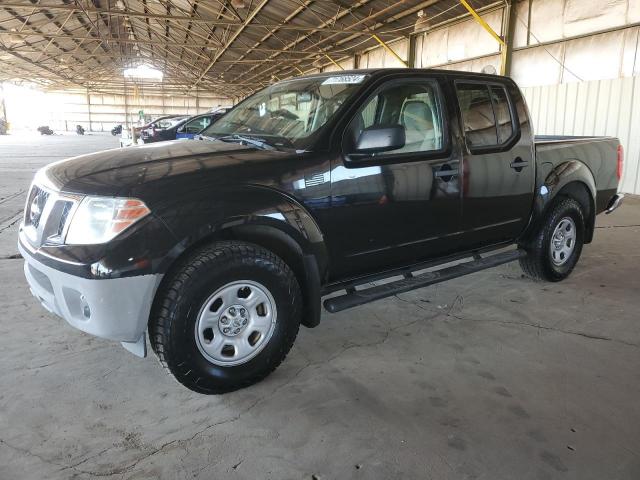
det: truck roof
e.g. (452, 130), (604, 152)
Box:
(291, 68), (508, 82)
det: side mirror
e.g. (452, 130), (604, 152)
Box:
(354, 125), (405, 154)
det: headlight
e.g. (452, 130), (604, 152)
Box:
(65, 197), (150, 245)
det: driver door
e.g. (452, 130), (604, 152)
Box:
(327, 76), (463, 278)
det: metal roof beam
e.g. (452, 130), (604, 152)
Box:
(0, 43), (86, 88)
(226, 0), (374, 84)
(0, 2), (380, 36)
(237, 0), (440, 86)
(190, 0), (271, 89)
(0, 31), (338, 57)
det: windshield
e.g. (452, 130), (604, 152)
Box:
(201, 74), (368, 150)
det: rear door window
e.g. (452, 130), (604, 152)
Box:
(456, 82), (516, 150)
(490, 86), (514, 144)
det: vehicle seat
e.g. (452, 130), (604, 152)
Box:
(464, 96), (498, 147)
(399, 100), (436, 152)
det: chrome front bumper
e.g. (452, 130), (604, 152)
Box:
(19, 241), (162, 357)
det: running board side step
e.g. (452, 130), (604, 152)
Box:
(323, 249), (527, 313)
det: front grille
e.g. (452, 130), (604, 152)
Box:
(25, 185), (50, 228)
(23, 184), (80, 247)
(56, 201), (73, 237)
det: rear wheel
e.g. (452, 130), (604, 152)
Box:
(149, 241), (302, 394)
(519, 197), (585, 282)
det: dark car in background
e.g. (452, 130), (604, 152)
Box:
(176, 110), (230, 140)
(141, 115), (189, 143)
(120, 115), (186, 147)
(136, 115), (182, 137)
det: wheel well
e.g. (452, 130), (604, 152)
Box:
(225, 224), (307, 288)
(556, 181), (595, 243)
(158, 225), (321, 328)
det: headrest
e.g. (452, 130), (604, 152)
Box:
(401, 100), (433, 131)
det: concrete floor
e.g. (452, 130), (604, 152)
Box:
(1, 134), (639, 480)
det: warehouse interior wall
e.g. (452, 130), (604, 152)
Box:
(2, 85), (232, 132)
(523, 77), (640, 195)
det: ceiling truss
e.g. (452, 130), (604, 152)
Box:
(0, 0), (498, 98)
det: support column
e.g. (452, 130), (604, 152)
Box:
(0, 82), (6, 135)
(161, 84), (165, 115)
(86, 89), (92, 132)
(527, 0), (533, 46)
(123, 77), (130, 131)
(0, 82), (7, 121)
(408, 34), (418, 68)
(503, 0), (518, 77)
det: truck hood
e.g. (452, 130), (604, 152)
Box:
(42, 139), (296, 196)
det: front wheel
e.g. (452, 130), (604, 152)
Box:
(519, 197), (585, 282)
(149, 241), (302, 394)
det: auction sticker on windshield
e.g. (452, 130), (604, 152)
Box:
(321, 74), (366, 85)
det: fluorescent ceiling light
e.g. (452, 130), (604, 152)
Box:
(123, 64), (163, 81)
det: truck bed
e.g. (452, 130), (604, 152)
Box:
(535, 135), (613, 144)
(534, 135), (620, 214)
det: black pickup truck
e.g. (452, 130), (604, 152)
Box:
(19, 69), (624, 394)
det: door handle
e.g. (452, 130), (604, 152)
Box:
(510, 157), (529, 172)
(434, 169), (459, 178)
(434, 164), (459, 181)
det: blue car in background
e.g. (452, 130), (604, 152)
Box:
(175, 108), (231, 140)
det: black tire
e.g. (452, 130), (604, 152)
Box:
(519, 197), (585, 282)
(149, 241), (302, 394)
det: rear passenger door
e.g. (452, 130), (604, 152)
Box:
(454, 80), (535, 249)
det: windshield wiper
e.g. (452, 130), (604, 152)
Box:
(216, 134), (276, 151)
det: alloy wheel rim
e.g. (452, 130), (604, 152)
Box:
(195, 280), (277, 366)
(550, 217), (576, 266)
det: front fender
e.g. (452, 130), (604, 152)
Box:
(155, 184), (328, 277)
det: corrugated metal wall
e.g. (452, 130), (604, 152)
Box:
(522, 77), (640, 194)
